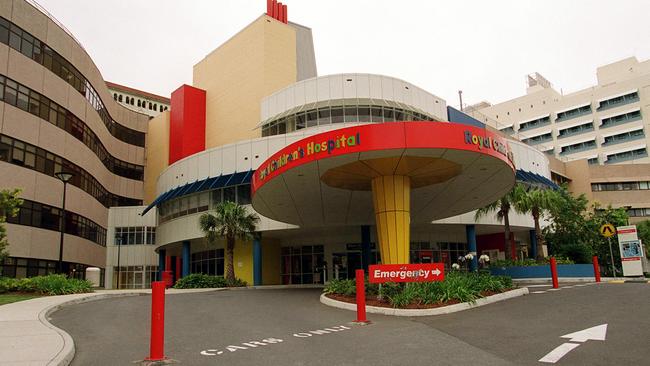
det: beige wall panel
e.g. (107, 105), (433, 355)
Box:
(5, 224), (35, 258)
(0, 162), (36, 198)
(45, 19), (73, 70)
(592, 191), (650, 208)
(144, 111), (169, 203)
(588, 163), (650, 181)
(27, 228), (59, 260)
(194, 16), (297, 149)
(11, 0), (48, 41)
(565, 160), (593, 200)
(7, 49), (44, 93)
(41, 68), (69, 108)
(2, 104), (40, 145)
(0, 43), (9, 76)
(63, 235), (106, 267)
(64, 184), (108, 227)
(37, 119), (66, 159)
(0, 1), (12, 20)
(0, 102), (4, 132)
(33, 173), (63, 208)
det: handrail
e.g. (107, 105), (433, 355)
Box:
(24, 0), (87, 52)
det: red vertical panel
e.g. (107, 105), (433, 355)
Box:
(164, 256), (172, 271)
(282, 4), (287, 23)
(273, 0), (279, 19)
(168, 84), (207, 165)
(267, 0), (273, 16)
(278, 3), (284, 22)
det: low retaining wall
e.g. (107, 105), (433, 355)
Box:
(320, 288), (529, 317)
(490, 264), (595, 278)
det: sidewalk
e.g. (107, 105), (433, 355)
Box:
(0, 288), (222, 366)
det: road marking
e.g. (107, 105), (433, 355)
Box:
(548, 288), (560, 291)
(199, 325), (353, 357)
(539, 342), (581, 363)
(574, 284), (589, 287)
(531, 291), (546, 294)
(527, 284), (552, 288)
(539, 324), (607, 363)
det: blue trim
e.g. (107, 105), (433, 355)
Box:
(253, 237), (262, 286)
(158, 249), (166, 281)
(182, 241), (191, 278)
(466, 225), (477, 271)
(490, 264), (594, 278)
(140, 170), (256, 216)
(515, 169), (559, 190)
(529, 229), (537, 259)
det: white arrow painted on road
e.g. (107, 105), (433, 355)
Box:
(539, 324), (607, 363)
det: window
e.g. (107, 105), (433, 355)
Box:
(113, 93), (117, 100)
(557, 122), (594, 138)
(560, 139), (596, 155)
(606, 148), (648, 163)
(601, 110), (642, 128)
(521, 132), (552, 145)
(519, 116), (551, 131)
(556, 105), (592, 122)
(597, 92), (639, 111)
(191, 249), (224, 276)
(118, 94), (123, 102)
(603, 129), (645, 145)
(137, 100), (141, 107)
(587, 157), (599, 165)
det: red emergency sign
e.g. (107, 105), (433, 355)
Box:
(368, 263), (445, 283)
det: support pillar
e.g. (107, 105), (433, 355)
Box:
(165, 255), (172, 272)
(466, 225), (478, 271)
(361, 225), (371, 272)
(253, 235), (262, 286)
(182, 241), (191, 277)
(371, 175), (410, 264)
(157, 249), (166, 281)
(529, 230), (538, 259)
(175, 257), (181, 281)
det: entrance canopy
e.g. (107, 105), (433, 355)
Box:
(251, 122), (515, 228)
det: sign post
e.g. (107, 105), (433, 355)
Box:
(616, 225), (643, 277)
(600, 223), (617, 278)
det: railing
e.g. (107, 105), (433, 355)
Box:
(25, 0), (87, 52)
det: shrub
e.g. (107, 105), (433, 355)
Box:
(555, 243), (593, 264)
(29, 275), (93, 295)
(172, 273), (247, 289)
(323, 271), (515, 308)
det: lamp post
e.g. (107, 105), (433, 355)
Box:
(55, 171), (74, 275)
(116, 235), (123, 289)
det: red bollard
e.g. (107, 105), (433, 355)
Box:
(592, 256), (601, 283)
(550, 257), (559, 289)
(145, 281), (166, 361)
(355, 269), (369, 324)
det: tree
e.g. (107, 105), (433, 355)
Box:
(0, 189), (23, 260)
(475, 185), (524, 261)
(513, 186), (559, 261)
(199, 201), (259, 283)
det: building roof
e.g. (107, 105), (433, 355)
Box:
(105, 81), (171, 104)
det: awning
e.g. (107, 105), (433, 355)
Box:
(515, 169), (559, 190)
(141, 170), (255, 215)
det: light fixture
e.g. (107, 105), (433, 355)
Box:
(54, 171), (74, 183)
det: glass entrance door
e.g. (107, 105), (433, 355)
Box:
(281, 245), (325, 284)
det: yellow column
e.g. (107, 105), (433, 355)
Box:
(371, 175), (410, 264)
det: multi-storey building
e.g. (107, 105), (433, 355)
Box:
(0, 0), (146, 281)
(472, 57), (650, 166)
(107, 81), (169, 118)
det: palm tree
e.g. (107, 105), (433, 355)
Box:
(513, 186), (558, 261)
(199, 201), (259, 283)
(475, 185), (525, 261)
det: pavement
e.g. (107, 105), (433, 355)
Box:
(44, 281), (650, 366)
(0, 288), (222, 366)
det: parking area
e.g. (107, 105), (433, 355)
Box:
(49, 283), (650, 366)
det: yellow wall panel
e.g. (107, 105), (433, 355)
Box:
(233, 239), (254, 284)
(144, 111), (170, 204)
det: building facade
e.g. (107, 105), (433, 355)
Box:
(472, 57), (650, 166)
(107, 81), (169, 118)
(0, 0), (147, 281)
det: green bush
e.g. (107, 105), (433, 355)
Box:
(172, 273), (247, 289)
(323, 272), (515, 308)
(555, 244), (593, 264)
(0, 275), (92, 295)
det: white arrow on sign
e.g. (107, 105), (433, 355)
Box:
(432, 268), (441, 276)
(539, 324), (607, 364)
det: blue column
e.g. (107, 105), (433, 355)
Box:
(361, 225), (371, 272)
(182, 241), (191, 277)
(466, 225), (478, 271)
(253, 235), (262, 286)
(157, 249), (166, 281)
(530, 230), (538, 259)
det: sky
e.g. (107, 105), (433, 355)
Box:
(35, 0), (650, 107)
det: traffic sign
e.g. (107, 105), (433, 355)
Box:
(600, 223), (616, 237)
(368, 263), (444, 283)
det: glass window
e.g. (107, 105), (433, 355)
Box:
(317, 108), (330, 125)
(344, 106), (358, 123)
(358, 106), (370, 122)
(237, 184), (251, 204)
(330, 107), (343, 123)
(371, 107), (383, 122)
(223, 186), (236, 202)
(306, 111), (318, 127)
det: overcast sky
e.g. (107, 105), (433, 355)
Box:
(35, 0), (650, 107)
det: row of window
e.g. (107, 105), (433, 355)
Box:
(603, 129), (645, 146)
(0, 257), (99, 282)
(113, 93), (168, 112)
(557, 122), (594, 139)
(601, 110), (642, 129)
(191, 249), (224, 277)
(519, 116), (551, 131)
(556, 105), (592, 123)
(0, 16), (146, 147)
(261, 105), (436, 137)
(113, 265), (158, 289)
(591, 181), (650, 192)
(522, 132), (552, 145)
(627, 208), (650, 217)
(157, 184), (252, 224)
(0, 134), (142, 208)
(114, 226), (156, 245)
(560, 139), (597, 155)
(0, 75), (144, 180)
(606, 148), (648, 163)
(6, 199), (107, 246)
(597, 92), (639, 111)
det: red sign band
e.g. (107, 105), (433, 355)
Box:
(368, 263), (445, 284)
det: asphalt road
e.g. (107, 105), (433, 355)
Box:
(49, 283), (650, 366)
